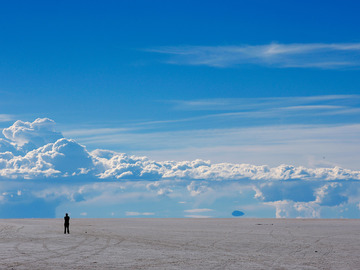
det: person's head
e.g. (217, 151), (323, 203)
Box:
(65, 213), (68, 216)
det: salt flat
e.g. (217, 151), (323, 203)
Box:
(0, 219), (359, 269)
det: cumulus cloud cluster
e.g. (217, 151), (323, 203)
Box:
(1, 118), (360, 181)
(2, 118), (62, 151)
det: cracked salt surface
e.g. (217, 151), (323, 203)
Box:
(0, 218), (359, 269)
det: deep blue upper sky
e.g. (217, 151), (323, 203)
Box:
(1, 0), (360, 167)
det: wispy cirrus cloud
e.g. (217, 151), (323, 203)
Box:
(172, 95), (360, 111)
(0, 114), (14, 122)
(148, 43), (360, 69)
(63, 95), (360, 140)
(167, 95), (360, 122)
(71, 123), (360, 169)
(57, 95), (360, 169)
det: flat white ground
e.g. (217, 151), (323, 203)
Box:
(0, 218), (359, 269)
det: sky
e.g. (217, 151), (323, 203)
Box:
(0, 1), (360, 218)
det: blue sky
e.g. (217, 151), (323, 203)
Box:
(1, 1), (360, 218)
(1, 1), (360, 124)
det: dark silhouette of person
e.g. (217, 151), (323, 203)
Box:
(64, 213), (70, 234)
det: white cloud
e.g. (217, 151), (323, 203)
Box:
(0, 139), (19, 155)
(265, 200), (320, 218)
(157, 188), (173, 195)
(1, 178), (359, 219)
(69, 104), (360, 145)
(187, 181), (213, 196)
(0, 117), (360, 219)
(149, 43), (360, 69)
(125, 212), (155, 216)
(2, 118), (62, 151)
(314, 183), (348, 206)
(142, 212), (155, 216)
(60, 95), (360, 170)
(117, 123), (360, 170)
(1, 119), (360, 180)
(63, 127), (135, 137)
(146, 181), (174, 195)
(0, 137), (94, 178)
(184, 208), (213, 213)
(172, 95), (360, 111)
(0, 114), (13, 122)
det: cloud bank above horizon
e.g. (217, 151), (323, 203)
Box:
(1, 118), (359, 181)
(0, 118), (360, 219)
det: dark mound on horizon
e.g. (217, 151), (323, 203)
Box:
(232, 210), (244, 217)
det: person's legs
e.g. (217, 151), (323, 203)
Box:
(64, 225), (66, 234)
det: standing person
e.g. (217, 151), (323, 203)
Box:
(64, 213), (70, 234)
